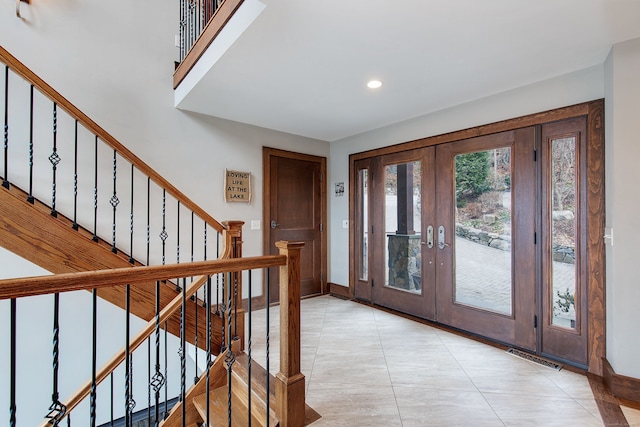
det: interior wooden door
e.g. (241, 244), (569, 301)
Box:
(264, 149), (325, 303)
(435, 128), (537, 351)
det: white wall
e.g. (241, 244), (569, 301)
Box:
(604, 38), (640, 379)
(329, 65), (604, 286)
(0, 0), (330, 298)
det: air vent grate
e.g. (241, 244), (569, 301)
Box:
(506, 348), (563, 371)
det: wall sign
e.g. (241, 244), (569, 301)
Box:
(225, 169), (252, 203)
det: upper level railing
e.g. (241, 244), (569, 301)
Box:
(0, 241), (307, 427)
(174, 0), (244, 89)
(1, 44), (226, 269)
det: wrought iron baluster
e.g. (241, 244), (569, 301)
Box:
(265, 268), (270, 427)
(192, 213), (199, 385)
(45, 293), (67, 425)
(147, 336), (151, 427)
(9, 298), (16, 427)
(176, 201), (180, 267)
(72, 120), (78, 228)
(110, 150), (119, 253)
(181, 277), (187, 426)
(90, 289), (97, 427)
(247, 270), (252, 427)
(225, 271), (235, 427)
(206, 273), (212, 426)
(188, 1), (195, 55)
(179, 0), (186, 61)
(216, 232), (220, 315)
(151, 280), (165, 426)
(49, 102), (60, 217)
(27, 85), (34, 203)
(125, 284), (136, 425)
(220, 272), (225, 352)
(160, 189), (167, 265)
(110, 372), (114, 426)
(164, 321), (168, 419)
(129, 164), (134, 263)
(146, 177), (150, 266)
(3, 65), (9, 189)
(92, 136), (98, 242)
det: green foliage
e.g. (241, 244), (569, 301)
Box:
(555, 288), (575, 313)
(456, 151), (491, 205)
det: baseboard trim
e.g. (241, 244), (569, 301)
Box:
(329, 282), (352, 299)
(603, 358), (640, 405)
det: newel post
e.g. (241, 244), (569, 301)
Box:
(275, 240), (306, 427)
(222, 220), (244, 350)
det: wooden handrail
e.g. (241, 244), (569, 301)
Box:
(0, 45), (224, 232)
(0, 254), (286, 300)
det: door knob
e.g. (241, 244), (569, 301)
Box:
(271, 220), (280, 229)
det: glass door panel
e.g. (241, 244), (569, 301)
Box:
(354, 159), (373, 302)
(454, 148), (513, 315)
(370, 148), (436, 320)
(359, 168), (369, 282)
(550, 137), (577, 329)
(540, 117), (588, 367)
(384, 161), (422, 293)
(436, 128), (536, 351)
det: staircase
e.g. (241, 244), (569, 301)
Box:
(0, 45), (316, 427)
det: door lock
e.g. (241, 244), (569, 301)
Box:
(438, 225), (449, 249)
(270, 220), (279, 229)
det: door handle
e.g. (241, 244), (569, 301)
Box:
(271, 220), (280, 229)
(438, 225), (449, 249)
(422, 225), (434, 248)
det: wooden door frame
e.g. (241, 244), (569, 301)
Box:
(262, 147), (327, 306)
(348, 100), (605, 375)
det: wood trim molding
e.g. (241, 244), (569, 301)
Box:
(350, 102), (591, 162)
(0, 45), (224, 232)
(173, 0), (245, 89)
(586, 99), (606, 375)
(603, 358), (640, 405)
(329, 282), (353, 299)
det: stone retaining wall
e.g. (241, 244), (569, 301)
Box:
(455, 223), (575, 264)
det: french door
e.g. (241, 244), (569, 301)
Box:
(354, 120), (589, 365)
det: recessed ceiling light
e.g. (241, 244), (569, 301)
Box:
(367, 80), (383, 89)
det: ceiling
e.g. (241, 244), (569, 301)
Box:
(175, 0), (640, 142)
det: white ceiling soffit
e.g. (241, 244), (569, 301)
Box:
(175, 0), (640, 142)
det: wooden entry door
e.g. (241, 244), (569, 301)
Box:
(354, 148), (437, 320)
(434, 128), (537, 351)
(263, 148), (326, 303)
(357, 128), (537, 351)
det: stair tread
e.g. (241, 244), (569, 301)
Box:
(231, 352), (276, 401)
(193, 385), (261, 427)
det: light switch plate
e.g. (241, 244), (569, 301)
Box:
(342, 220), (349, 229)
(251, 220), (261, 230)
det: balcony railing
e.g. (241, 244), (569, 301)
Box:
(174, 0), (244, 89)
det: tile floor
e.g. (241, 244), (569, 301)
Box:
(247, 295), (640, 426)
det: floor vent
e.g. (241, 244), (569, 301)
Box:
(506, 348), (563, 371)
